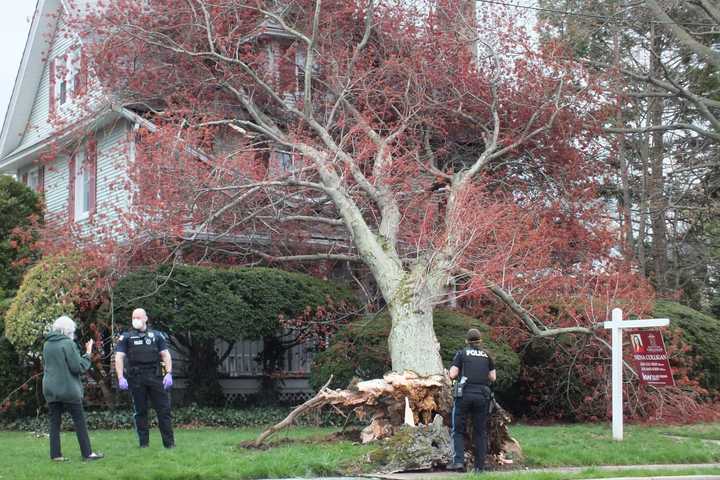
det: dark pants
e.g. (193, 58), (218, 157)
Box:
(451, 391), (489, 469)
(48, 401), (93, 459)
(129, 372), (174, 447)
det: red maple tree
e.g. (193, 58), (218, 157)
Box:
(52, 0), (659, 380)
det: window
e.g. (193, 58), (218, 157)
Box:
(52, 47), (82, 109)
(73, 149), (93, 220)
(28, 169), (40, 192)
(295, 48), (306, 91)
(21, 166), (44, 193)
(278, 151), (294, 172)
(273, 42), (312, 96)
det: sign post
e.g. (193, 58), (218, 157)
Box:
(603, 308), (669, 441)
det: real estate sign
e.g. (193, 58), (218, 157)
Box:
(628, 329), (674, 386)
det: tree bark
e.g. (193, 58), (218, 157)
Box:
(388, 302), (444, 376)
(386, 274), (444, 376)
(647, 25), (670, 294)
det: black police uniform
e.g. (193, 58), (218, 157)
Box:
(116, 329), (175, 448)
(450, 346), (495, 470)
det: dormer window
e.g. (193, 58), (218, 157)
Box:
(49, 46), (86, 115)
(56, 49), (80, 106)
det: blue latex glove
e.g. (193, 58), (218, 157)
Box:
(118, 377), (128, 390)
(163, 373), (173, 390)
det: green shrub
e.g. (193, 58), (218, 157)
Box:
(113, 266), (355, 342)
(0, 405), (352, 432)
(309, 309), (520, 396)
(0, 177), (43, 418)
(4, 255), (96, 353)
(654, 300), (720, 393)
(112, 266), (356, 406)
(0, 315), (41, 419)
(0, 176), (42, 295)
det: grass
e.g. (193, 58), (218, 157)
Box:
(0, 423), (719, 480)
(509, 422), (720, 466)
(0, 427), (370, 480)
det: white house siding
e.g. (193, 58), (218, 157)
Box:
(17, 121), (131, 236)
(44, 155), (70, 219)
(15, 13), (106, 155)
(74, 121), (132, 237)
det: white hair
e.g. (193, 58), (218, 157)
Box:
(52, 316), (77, 338)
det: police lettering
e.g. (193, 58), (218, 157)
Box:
(466, 349), (488, 358)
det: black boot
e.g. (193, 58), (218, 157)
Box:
(446, 462), (465, 471)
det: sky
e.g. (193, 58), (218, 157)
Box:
(0, 1), (38, 130)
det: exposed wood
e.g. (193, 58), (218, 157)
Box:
(253, 375), (334, 447)
(253, 371), (520, 471)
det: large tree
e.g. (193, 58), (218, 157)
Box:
(67, 0), (652, 376)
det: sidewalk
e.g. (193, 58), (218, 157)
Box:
(365, 463), (720, 480)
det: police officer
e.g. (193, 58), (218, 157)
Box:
(115, 308), (175, 449)
(446, 328), (496, 473)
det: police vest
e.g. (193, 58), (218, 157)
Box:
(457, 347), (492, 387)
(126, 330), (161, 369)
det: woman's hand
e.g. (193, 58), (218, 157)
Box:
(85, 339), (94, 356)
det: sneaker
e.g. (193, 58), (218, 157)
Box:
(83, 453), (104, 461)
(473, 467), (485, 474)
(51, 457), (69, 462)
(139, 444), (149, 448)
(446, 462), (465, 471)
(164, 444), (175, 449)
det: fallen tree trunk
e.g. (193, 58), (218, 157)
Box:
(254, 376), (334, 447)
(254, 371), (521, 470)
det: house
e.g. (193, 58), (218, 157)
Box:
(0, 0), (319, 404)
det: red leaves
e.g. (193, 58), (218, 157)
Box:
(279, 297), (357, 350)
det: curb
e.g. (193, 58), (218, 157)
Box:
(365, 463), (720, 479)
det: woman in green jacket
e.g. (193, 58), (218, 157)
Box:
(42, 316), (104, 461)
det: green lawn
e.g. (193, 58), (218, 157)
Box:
(0, 423), (719, 480)
(0, 427), (370, 480)
(510, 422), (720, 466)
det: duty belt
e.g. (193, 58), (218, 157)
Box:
(130, 364), (160, 374)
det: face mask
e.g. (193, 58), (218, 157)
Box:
(132, 319), (144, 330)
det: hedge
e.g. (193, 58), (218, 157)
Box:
(0, 406), (351, 432)
(654, 300), (720, 393)
(111, 265), (357, 406)
(112, 266), (356, 341)
(309, 309), (520, 397)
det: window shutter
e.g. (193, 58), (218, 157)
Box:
(49, 58), (56, 115)
(68, 155), (76, 221)
(38, 166), (45, 193)
(21, 172), (28, 185)
(86, 137), (97, 215)
(75, 48), (87, 97)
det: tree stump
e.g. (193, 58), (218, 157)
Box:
(254, 371), (521, 471)
(366, 415), (452, 473)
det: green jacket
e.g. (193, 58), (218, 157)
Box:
(42, 332), (91, 404)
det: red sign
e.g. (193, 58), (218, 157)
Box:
(628, 329), (674, 386)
